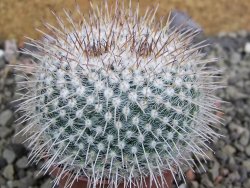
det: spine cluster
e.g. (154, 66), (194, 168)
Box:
(16, 1), (222, 187)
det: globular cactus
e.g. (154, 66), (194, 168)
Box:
(16, 1), (222, 187)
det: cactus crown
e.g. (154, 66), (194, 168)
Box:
(16, 1), (222, 187)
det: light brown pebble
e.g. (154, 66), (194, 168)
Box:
(186, 169), (196, 181)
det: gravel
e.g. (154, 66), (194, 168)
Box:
(0, 30), (250, 187)
(0, 157), (7, 170)
(16, 156), (28, 169)
(0, 127), (13, 139)
(222, 145), (236, 155)
(3, 149), (16, 164)
(0, 110), (13, 127)
(242, 160), (250, 172)
(245, 146), (250, 156)
(187, 31), (250, 188)
(0, 40), (52, 187)
(3, 165), (14, 180)
(244, 42), (250, 53)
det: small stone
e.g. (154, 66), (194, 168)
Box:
(239, 130), (249, 146)
(214, 175), (223, 185)
(245, 145), (250, 156)
(217, 36), (238, 50)
(228, 156), (238, 171)
(219, 168), (229, 176)
(0, 49), (4, 58)
(0, 127), (13, 138)
(215, 150), (227, 165)
(227, 87), (249, 100)
(186, 169), (196, 181)
(4, 40), (18, 62)
(243, 179), (250, 188)
(205, 150), (215, 160)
(218, 32), (227, 37)
(0, 157), (7, 169)
(239, 166), (248, 182)
(26, 171), (35, 178)
(222, 145), (236, 155)
(238, 30), (247, 37)
(0, 110), (13, 127)
(216, 140), (225, 149)
(228, 171), (240, 182)
(242, 160), (250, 172)
(190, 181), (199, 188)
(0, 175), (6, 185)
(16, 156), (28, 169)
(0, 50), (5, 69)
(179, 183), (187, 188)
(7, 180), (20, 188)
(234, 141), (245, 152)
(208, 160), (220, 180)
(4, 90), (12, 98)
(40, 179), (52, 188)
(230, 51), (241, 64)
(228, 32), (237, 38)
(244, 42), (250, 53)
(3, 165), (14, 180)
(10, 144), (27, 158)
(229, 123), (245, 135)
(3, 149), (16, 164)
(6, 181), (14, 188)
(201, 175), (214, 188)
(18, 176), (35, 188)
(233, 183), (242, 188)
(17, 169), (26, 179)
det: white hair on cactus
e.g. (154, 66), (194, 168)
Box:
(15, 0), (223, 188)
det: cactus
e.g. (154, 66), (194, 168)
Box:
(16, 1), (222, 188)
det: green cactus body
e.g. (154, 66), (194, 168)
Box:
(17, 1), (222, 187)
